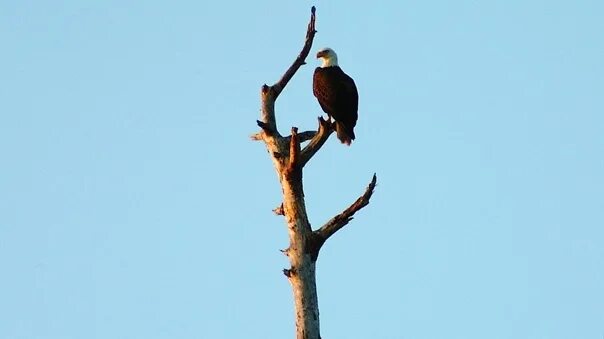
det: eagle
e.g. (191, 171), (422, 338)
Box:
(313, 47), (359, 146)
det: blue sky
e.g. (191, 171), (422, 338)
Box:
(1, 1), (603, 338)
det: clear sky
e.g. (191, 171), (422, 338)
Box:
(1, 1), (603, 338)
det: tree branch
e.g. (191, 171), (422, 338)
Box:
(289, 127), (301, 169)
(314, 174), (378, 243)
(273, 6), (317, 99)
(300, 117), (334, 167)
(259, 84), (279, 134)
(284, 130), (316, 144)
(257, 119), (278, 136)
(257, 6), (317, 143)
(250, 132), (263, 141)
(273, 203), (284, 216)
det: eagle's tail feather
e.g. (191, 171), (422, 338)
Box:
(335, 122), (355, 146)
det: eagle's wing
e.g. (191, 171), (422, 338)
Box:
(338, 72), (358, 114)
(313, 68), (337, 114)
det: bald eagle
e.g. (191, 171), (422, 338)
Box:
(313, 48), (358, 146)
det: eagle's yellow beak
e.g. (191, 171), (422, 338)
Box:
(316, 50), (327, 58)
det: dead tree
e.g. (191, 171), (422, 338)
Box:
(251, 7), (377, 339)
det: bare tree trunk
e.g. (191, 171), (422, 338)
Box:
(252, 7), (377, 339)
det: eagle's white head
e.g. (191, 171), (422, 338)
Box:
(317, 47), (338, 68)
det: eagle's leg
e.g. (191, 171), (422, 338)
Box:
(328, 115), (337, 131)
(327, 114), (336, 131)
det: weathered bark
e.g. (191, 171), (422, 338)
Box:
(252, 7), (377, 339)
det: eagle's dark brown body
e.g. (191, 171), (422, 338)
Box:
(313, 66), (358, 145)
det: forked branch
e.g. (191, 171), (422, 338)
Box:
(256, 6), (317, 142)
